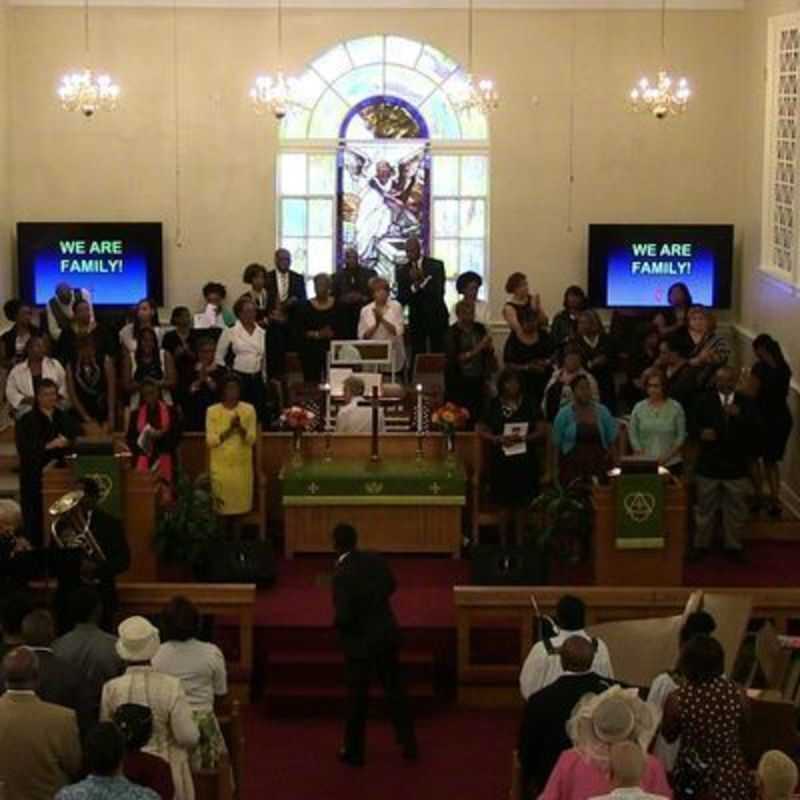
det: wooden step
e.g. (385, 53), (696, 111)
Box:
(746, 516), (800, 542)
(0, 474), (19, 499)
(0, 442), (18, 471)
(268, 650), (433, 667)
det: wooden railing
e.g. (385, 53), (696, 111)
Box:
(454, 586), (800, 708)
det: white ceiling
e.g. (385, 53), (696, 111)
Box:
(7, 0), (746, 9)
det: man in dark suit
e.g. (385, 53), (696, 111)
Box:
(331, 523), (417, 766)
(691, 366), (761, 562)
(518, 636), (617, 795)
(395, 237), (449, 365)
(51, 477), (131, 633)
(333, 248), (377, 339)
(265, 248), (308, 379)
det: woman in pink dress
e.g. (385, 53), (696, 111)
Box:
(538, 686), (672, 800)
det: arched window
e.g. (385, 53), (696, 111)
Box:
(277, 35), (490, 306)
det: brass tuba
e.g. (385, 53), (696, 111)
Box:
(48, 490), (106, 562)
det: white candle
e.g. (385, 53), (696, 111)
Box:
(416, 383), (423, 434)
(323, 383), (332, 431)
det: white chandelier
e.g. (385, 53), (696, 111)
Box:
(58, 0), (119, 116)
(453, 0), (499, 116)
(630, 0), (691, 119)
(250, 0), (299, 119)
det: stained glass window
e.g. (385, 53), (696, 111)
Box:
(277, 36), (489, 303)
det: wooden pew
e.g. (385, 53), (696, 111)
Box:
(454, 586), (800, 708)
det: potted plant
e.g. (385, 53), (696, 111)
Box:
(526, 478), (594, 580)
(154, 470), (225, 579)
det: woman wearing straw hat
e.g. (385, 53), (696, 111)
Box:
(101, 616), (199, 800)
(538, 686), (671, 800)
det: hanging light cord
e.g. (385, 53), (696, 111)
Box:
(84, 0), (90, 59)
(567, 10), (576, 233)
(466, 0), (474, 74)
(173, 0), (182, 247)
(277, 0), (284, 68)
(661, 0), (666, 58)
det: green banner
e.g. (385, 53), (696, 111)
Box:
(615, 473), (665, 550)
(281, 457), (466, 507)
(74, 455), (123, 520)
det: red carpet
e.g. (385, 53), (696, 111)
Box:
(241, 706), (518, 800)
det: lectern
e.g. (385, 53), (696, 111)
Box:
(592, 461), (688, 586)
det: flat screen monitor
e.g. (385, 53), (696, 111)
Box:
(587, 224), (734, 308)
(17, 222), (164, 307)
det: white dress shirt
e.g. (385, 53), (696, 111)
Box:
(335, 398), (386, 434)
(519, 628), (614, 700)
(589, 789), (669, 800)
(152, 639), (227, 714)
(357, 300), (406, 373)
(647, 671), (680, 772)
(276, 270), (290, 303)
(215, 321), (265, 375)
(6, 358), (67, 414)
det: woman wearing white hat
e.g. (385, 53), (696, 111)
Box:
(538, 686), (672, 800)
(101, 616), (199, 800)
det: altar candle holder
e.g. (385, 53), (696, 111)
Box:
(415, 384), (425, 462)
(324, 430), (332, 463)
(322, 382), (332, 432)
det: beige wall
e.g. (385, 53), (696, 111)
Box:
(5, 6), (743, 318)
(0, 1), (9, 301)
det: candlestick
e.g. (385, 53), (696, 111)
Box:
(322, 383), (332, 431)
(416, 383), (423, 435)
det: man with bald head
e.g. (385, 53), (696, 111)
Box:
(0, 647), (82, 799)
(396, 236), (449, 365)
(518, 635), (618, 795)
(691, 365), (761, 563)
(589, 741), (669, 799)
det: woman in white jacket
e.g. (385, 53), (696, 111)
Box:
(5, 335), (67, 418)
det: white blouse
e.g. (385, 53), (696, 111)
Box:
(119, 323), (164, 354)
(357, 300), (406, 373)
(152, 639), (228, 713)
(215, 320), (265, 375)
(6, 358), (67, 414)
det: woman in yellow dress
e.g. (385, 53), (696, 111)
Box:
(206, 374), (257, 535)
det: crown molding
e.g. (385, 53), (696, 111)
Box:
(7, 0), (745, 10)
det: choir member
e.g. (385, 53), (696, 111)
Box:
(552, 374), (618, 488)
(46, 283), (91, 343)
(502, 272), (548, 339)
(182, 337), (223, 433)
(66, 335), (116, 435)
(549, 286), (587, 349)
(119, 298), (162, 354)
(1, 300), (40, 368)
(748, 334), (793, 517)
(358, 278), (406, 375)
(299, 274), (342, 384)
(656, 335), (698, 418)
(395, 237), (449, 362)
(542, 346), (599, 422)
(216, 297), (267, 423)
(6, 335), (67, 420)
(479, 369), (547, 544)
(122, 327), (175, 411)
(449, 271), (490, 326)
(653, 281), (693, 339)
(332, 248), (377, 339)
(125, 379), (181, 504)
(196, 282), (235, 332)
(622, 324), (662, 409)
(265, 248), (307, 379)
(503, 306), (555, 406)
(573, 310), (617, 413)
(55, 297), (111, 367)
(163, 307), (198, 414)
(444, 300), (495, 426)
(241, 262), (270, 325)
(677, 305), (730, 389)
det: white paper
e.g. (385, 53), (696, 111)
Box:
(329, 368), (353, 398)
(502, 422), (528, 457)
(360, 373), (383, 397)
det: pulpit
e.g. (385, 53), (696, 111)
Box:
(42, 456), (159, 582)
(592, 469), (688, 586)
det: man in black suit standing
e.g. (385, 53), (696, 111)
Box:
(265, 248), (307, 379)
(395, 237), (449, 366)
(332, 248), (377, 339)
(691, 365), (761, 563)
(518, 636), (616, 795)
(331, 524), (417, 766)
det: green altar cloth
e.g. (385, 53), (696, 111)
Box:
(280, 458), (467, 507)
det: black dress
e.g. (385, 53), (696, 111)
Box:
(183, 363), (224, 433)
(298, 301), (342, 384)
(753, 360), (793, 463)
(70, 358), (110, 424)
(573, 333), (617, 413)
(55, 324), (112, 367)
(483, 396), (542, 509)
(503, 330), (554, 406)
(162, 330), (198, 417)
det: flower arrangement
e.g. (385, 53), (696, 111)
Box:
(431, 402), (470, 433)
(280, 406), (316, 432)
